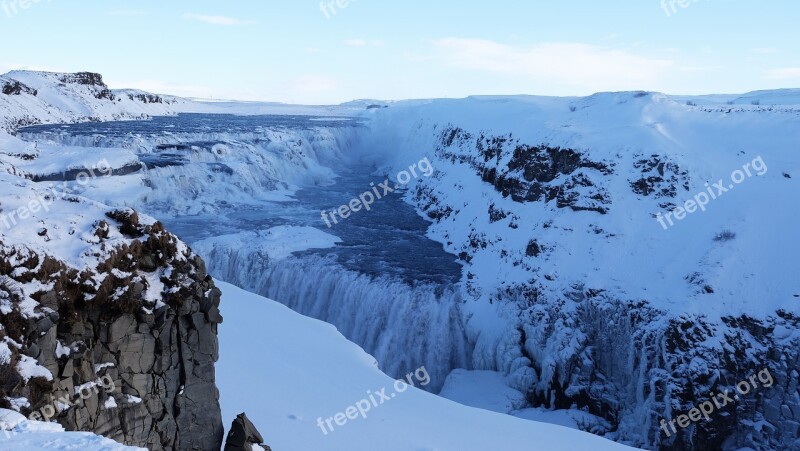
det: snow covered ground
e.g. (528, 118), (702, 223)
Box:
(215, 280), (637, 451)
(0, 409), (144, 450)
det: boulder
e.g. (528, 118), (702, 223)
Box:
(224, 413), (271, 451)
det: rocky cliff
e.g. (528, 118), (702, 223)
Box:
(0, 71), (226, 450)
(0, 206), (224, 449)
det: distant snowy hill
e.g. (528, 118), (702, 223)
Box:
(0, 71), (199, 131)
(0, 70), (366, 133)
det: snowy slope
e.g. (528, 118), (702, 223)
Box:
(216, 280), (636, 451)
(0, 410), (144, 451)
(0, 70), (366, 132)
(0, 71), (198, 131)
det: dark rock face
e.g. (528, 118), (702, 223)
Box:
(1, 80), (37, 96)
(629, 155), (690, 199)
(59, 72), (107, 87)
(57, 72), (115, 100)
(436, 127), (614, 214)
(224, 413), (271, 451)
(0, 211), (224, 450)
(128, 93), (164, 104)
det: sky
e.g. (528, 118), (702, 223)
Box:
(0, 0), (798, 104)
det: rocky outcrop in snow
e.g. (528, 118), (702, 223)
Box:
(0, 207), (224, 450)
(0, 70), (195, 132)
(224, 413), (271, 451)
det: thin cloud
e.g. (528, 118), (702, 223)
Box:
(183, 13), (255, 26)
(764, 68), (800, 80)
(431, 38), (674, 92)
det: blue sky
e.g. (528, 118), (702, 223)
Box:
(0, 0), (798, 103)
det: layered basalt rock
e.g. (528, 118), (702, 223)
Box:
(57, 72), (115, 100)
(0, 209), (224, 450)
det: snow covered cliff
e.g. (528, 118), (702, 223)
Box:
(365, 93), (800, 449)
(0, 71), (198, 132)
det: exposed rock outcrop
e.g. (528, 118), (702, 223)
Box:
(1, 80), (37, 96)
(127, 93), (164, 104)
(224, 413), (271, 451)
(0, 209), (225, 450)
(57, 72), (115, 100)
(436, 127), (614, 214)
(58, 72), (107, 88)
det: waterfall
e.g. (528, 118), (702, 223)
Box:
(199, 245), (472, 392)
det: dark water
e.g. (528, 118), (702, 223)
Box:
(19, 113), (366, 137)
(161, 165), (463, 285)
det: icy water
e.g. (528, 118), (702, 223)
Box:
(23, 115), (460, 284)
(19, 113), (364, 136)
(20, 114), (470, 387)
(20, 114), (461, 284)
(19, 114), (462, 284)
(163, 165), (463, 285)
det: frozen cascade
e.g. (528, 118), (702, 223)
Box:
(200, 249), (472, 392)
